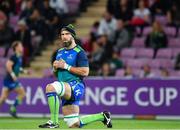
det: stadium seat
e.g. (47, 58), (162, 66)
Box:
(142, 26), (152, 36)
(170, 70), (180, 77)
(120, 48), (136, 58)
(126, 59), (150, 69)
(172, 48), (180, 59)
(149, 59), (161, 69)
(0, 57), (7, 67)
(43, 68), (54, 78)
(66, 0), (80, 14)
(0, 67), (6, 76)
(168, 38), (180, 48)
(132, 68), (141, 77)
(155, 15), (168, 25)
(164, 26), (176, 37)
(7, 48), (14, 58)
(9, 15), (19, 32)
(115, 69), (125, 77)
(136, 48), (154, 58)
(0, 47), (5, 57)
(156, 48), (173, 59)
(151, 69), (161, 76)
(160, 59), (174, 69)
(131, 37), (145, 48)
(121, 57), (129, 65)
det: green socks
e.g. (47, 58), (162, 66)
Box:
(80, 113), (104, 127)
(10, 97), (22, 112)
(46, 92), (59, 124)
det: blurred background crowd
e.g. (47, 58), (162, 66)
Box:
(82, 0), (180, 78)
(0, 0), (180, 79)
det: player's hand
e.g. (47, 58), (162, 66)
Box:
(12, 76), (17, 81)
(24, 69), (32, 75)
(53, 60), (65, 69)
(53, 60), (71, 70)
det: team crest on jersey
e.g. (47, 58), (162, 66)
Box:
(67, 54), (73, 59)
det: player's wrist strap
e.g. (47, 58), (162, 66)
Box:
(10, 72), (16, 78)
(64, 64), (71, 71)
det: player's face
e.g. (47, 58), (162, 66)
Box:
(60, 30), (73, 47)
(16, 43), (24, 54)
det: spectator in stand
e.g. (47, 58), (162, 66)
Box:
(49, 0), (69, 16)
(15, 0), (23, 15)
(26, 8), (48, 48)
(90, 21), (100, 39)
(131, 0), (151, 36)
(167, 2), (180, 37)
(97, 11), (117, 42)
(0, 18), (15, 57)
(0, 10), (7, 23)
(160, 68), (169, 78)
(123, 65), (134, 78)
(97, 34), (113, 64)
(89, 40), (103, 69)
(150, 0), (171, 19)
(139, 64), (155, 78)
(145, 20), (168, 57)
(20, 0), (34, 20)
(99, 62), (114, 76)
(109, 51), (123, 73)
(82, 32), (97, 55)
(15, 19), (32, 66)
(0, 0), (16, 17)
(114, 0), (133, 24)
(174, 54), (180, 70)
(106, 0), (117, 15)
(40, 0), (59, 41)
(112, 19), (131, 52)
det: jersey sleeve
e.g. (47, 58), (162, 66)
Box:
(77, 50), (89, 67)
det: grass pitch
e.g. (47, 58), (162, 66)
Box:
(0, 117), (180, 130)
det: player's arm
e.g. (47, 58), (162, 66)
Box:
(53, 50), (89, 77)
(68, 66), (89, 77)
(6, 59), (17, 81)
(53, 60), (89, 77)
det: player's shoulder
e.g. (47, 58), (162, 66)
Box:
(57, 47), (65, 52)
(9, 54), (16, 60)
(8, 54), (17, 63)
(73, 45), (85, 53)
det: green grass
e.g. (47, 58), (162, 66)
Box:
(0, 117), (180, 129)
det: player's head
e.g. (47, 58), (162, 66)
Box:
(60, 24), (76, 48)
(12, 41), (23, 54)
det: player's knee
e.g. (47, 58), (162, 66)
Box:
(46, 84), (55, 93)
(0, 96), (7, 103)
(69, 122), (80, 128)
(20, 89), (26, 98)
(64, 114), (79, 128)
(50, 81), (65, 96)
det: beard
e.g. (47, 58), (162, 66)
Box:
(63, 39), (72, 48)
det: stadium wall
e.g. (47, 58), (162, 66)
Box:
(0, 77), (180, 120)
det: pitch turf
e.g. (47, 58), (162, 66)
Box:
(0, 117), (180, 129)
